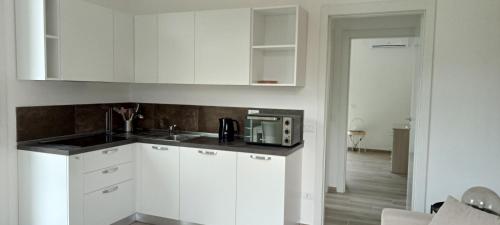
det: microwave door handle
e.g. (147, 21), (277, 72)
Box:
(246, 116), (279, 121)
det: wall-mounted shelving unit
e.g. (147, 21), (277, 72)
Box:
(45, 0), (61, 80)
(251, 6), (308, 86)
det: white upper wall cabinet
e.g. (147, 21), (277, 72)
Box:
(251, 6), (308, 86)
(60, 0), (114, 82)
(158, 12), (196, 84)
(16, 0), (60, 80)
(194, 8), (251, 85)
(16, 4), (307, 86)
(114, 11), (135, 83)
(135, 15), (159, 83)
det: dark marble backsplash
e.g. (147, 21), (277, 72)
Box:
(17, 103), (303, 142)
(17, 103), (133, 141)
(136, 104), (249, 133)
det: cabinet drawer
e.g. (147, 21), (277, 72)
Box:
(84, 162), (134, 194)
(84, 145), (133, 172)
(84, 180), (135, 225)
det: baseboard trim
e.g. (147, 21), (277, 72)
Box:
(111, 214), (136, 225)
(111, 213), (200, 225)
(328, 186), (337, 193)
(348, 147), (391, 152)
(112, 213), (305, 225)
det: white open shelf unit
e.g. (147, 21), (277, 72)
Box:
(251, 5), (307, 86)
(45, 0), (61, 79)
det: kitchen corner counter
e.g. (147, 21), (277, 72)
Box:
(18, 133), (304, 157)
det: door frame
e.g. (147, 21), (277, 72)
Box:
(314, 1), (436, 224)
(326, 16), (422, 193)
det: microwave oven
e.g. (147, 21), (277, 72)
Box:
(244, 114), (302, 147)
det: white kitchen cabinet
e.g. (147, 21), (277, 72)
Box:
(236, 151), (302, 225)
(114, 11), (135, 83)
(180, 147), (237, 225)
(135, 15), (159, 83)
(19, 151), (84, 225)
(60, 0), (114, 82)
(195, 9), (251, 85)
(84, 180), (135, 225)
(251, 6), (308, 86)
(236, 153), (286, 225)
(18, 144), (136, 225)
(137, 144), (180, 219)
(15, 0), (61, 80)
(158, 12), (195, 84)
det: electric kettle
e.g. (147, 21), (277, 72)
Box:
(218, 118), (240, 143)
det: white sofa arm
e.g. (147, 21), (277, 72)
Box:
(382, 209), (433, 225)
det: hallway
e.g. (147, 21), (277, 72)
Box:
(325, 151), (407, 225)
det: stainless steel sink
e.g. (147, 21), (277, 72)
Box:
(164, 134), (200, 142)
(127, 131), (202, 142)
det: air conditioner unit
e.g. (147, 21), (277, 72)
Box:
(369, 38), (409, 48)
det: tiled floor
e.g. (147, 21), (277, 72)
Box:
(324, 150), (407, 225)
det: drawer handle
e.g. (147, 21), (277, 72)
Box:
(152, 146), (169, 151)
(198, 150), (217, 156)
(250, 155), (272, 161)
(102, 186), (119, 194)
(102, 166), (119, 174)
(102, 149), (118, 155)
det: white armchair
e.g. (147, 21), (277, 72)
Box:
(381, 209), (433, 225)
(382, 187), (500, 225)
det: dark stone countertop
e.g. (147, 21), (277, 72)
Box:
(17, 132), (304, 157)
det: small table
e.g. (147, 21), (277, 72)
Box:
(348, 130), (367, 152)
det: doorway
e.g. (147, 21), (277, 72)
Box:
(324, 14), (422, 225)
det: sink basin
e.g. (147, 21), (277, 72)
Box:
(129, 131), (202, 142)
(164, 134), (200, 142)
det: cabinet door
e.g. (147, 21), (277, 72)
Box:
(236, 153), (286, 225)
(15, 0), (46, 80)
(84, 180), (135, 225)
(180, 147), (237, 225)
(60, 0), (114, 82)
(158, 12), (195, 84)
(195, 9), (251, 85)
(135, 15), (159, 83)
(138, 144), (180, 219)
(114, 11), (135, 83)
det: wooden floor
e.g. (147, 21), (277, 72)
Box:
(324, 150), (407, 225)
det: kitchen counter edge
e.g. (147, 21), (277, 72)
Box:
(17, 137), (304, 157)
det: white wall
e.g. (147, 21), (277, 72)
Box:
(1, 1), (130, 224)
(0, 0), (10, 224)
(425, 0), (500, 209)
(347, 38), (415, 151)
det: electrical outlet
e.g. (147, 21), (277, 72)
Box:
(303, 122), (316, 133)
(303, 193), (313, 200)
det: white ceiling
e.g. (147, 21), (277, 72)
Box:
(86, 0), (300, 14)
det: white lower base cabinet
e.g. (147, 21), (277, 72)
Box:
(236, 153), (286, 225)
(19, 144), (302, 225)
(18, 144), (135, 225)
(237, 151), (302, 225)
(137, 144), (180, 219)
(84, 180), (135, 225)
(180, 147), (237, 225)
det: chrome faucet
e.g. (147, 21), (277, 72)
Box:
(105, 107), (113, 135)
(168, 124), (177, 136)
